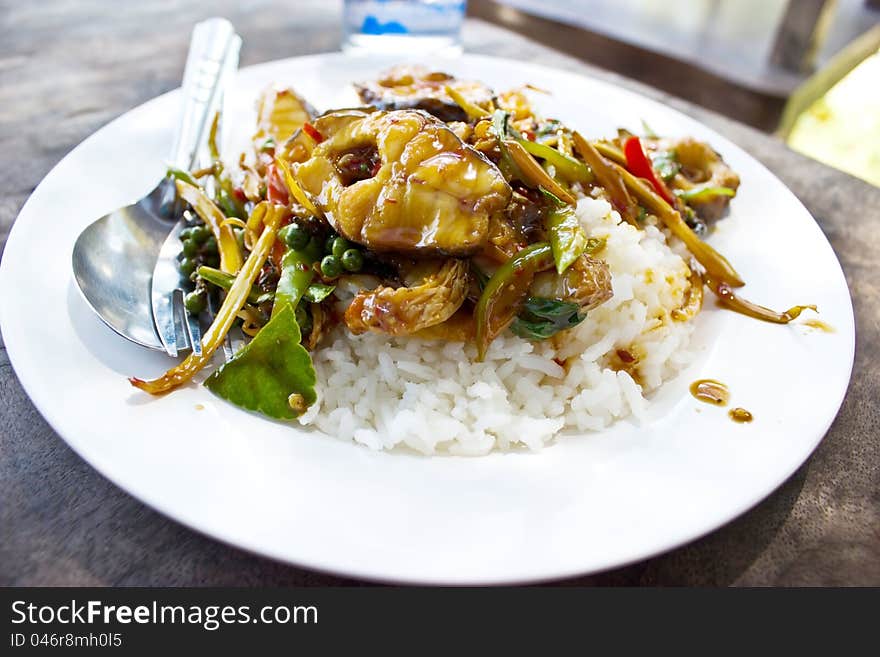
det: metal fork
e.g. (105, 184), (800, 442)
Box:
(150, 22), (242, 358)
(151, 211), (241, 360)
(151, 214), (206, 357)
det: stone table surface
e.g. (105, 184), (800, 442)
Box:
(1, 0), (878, 586)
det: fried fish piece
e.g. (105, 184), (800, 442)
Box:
(344, 258), (469, 336)
(650, 136), (741, 221)
(355, 65), (494, 122)
(295, 109), (511, 255)
(529, 253), (613, 313)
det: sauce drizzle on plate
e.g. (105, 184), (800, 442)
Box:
(728, 407), (753, 423)
(803, 319), (835, 333)
(689, 379), (730, 406)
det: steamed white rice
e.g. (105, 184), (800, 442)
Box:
(299, 197), (695, 455)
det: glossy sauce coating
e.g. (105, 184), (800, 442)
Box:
(690, 379), (730, 406)
(728, 407), (753, 423)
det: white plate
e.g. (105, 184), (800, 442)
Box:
(0, 54), (854, 584)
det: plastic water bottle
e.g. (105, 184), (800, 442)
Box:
(342, 0), (466, 56)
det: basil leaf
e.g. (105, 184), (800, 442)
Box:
(510, 316), (562, 340)
(510, 297), (586, 340)
(205, 304), (317, 419)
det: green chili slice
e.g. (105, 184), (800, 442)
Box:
(518, 138), (593, 184)
(474, 242), (555, 360)
(675, 185), (736, 203)
(542, 190), (588, 274)
(273, 238), (323, 318)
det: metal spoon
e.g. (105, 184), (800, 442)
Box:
(71, 17), (241, 352)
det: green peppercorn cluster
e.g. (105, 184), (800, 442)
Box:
(277, 221), (365, 279)
(177, 218), (219, 314)
(321, 234), (363, 278)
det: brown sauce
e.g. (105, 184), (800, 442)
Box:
(689, 379), (730, 406)
(803, 319), (835, 333)
(609, 347), (644, 387)
(728, 408), (753, 423)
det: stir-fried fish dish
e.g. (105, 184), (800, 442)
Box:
(130, 65), (813, 454)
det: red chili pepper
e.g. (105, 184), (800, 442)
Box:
(265, 163), (289, 204)
(232, 186), (247, 203)
(303, 122), (323, 143)
(623, 136), (675, 205)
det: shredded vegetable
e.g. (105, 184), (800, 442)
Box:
(175, 180), (244, 274)
(571, 132), (638, 224)
(607, 158), (745, 288)
(129, 203), (286, 394)
(274, 156), (319, 216)
(503, 139), (577, 204)
(445, 84), (491, 120)
(197, 266), (271, 305)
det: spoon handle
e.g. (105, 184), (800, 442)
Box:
(168, 17), (242, 171)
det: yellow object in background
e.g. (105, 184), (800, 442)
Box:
(788, 49), (880, 187)
(780, 24), (880, 188)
